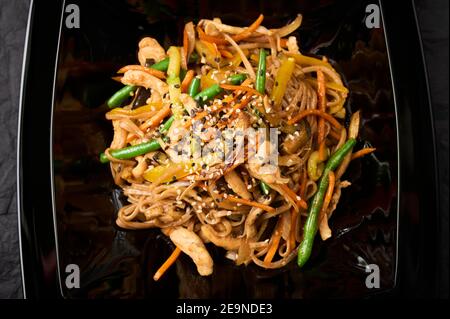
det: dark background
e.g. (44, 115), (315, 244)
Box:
(0, 0), (448, 298)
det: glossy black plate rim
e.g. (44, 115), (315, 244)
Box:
(17, 0), (439, 298)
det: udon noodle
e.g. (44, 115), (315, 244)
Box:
(99, 14), (373, 279)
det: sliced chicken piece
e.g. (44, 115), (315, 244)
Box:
(200, 225), (242, 250)
(121, 70), (169, 96)
(224, 170), (252, 200)
(169, 227), (213, 276)
(179, 93), (198, 116)
(137, 37), (166, 66)
(286, 36), (300, 54)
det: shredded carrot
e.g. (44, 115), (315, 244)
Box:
(319, 171), (335, 224)
(317, 70), (327, 161)
(289, 207), (298, 251)
(232, 14), (264, 42)
(220, 84), (262, 97)
(153, 247), (181, 281)
(224, 93), (253, 120)
(263, 217), (282, 265)
(279, 38), (288, 48)
(351, 147), (376, 160)
(328, 129), (342, 140)
(289, 168), (307, 250)
(287, 109), (342, 129)
(140, 104), (171, 131)
(226, 195), (275, 212)
(180, 70), (195, 93)
(183, 26), (189, 63)
(197, 25), (228, 45)
(183, 92), (242, 129)
(279, 183), (308, 210)
(219, 49), (233, 59)
(117, 65), (166, 79)
(111, 76), (123, 82)
(299, 167), (308, 199)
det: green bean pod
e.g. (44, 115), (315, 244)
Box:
(107, 85), (136, 108)
(194, 83), (223, 102)
(228, 73), (247, 85)
(149, 53), (199, 72)
(255, 49), (267, 94)
(159, 116), (175, 133)
(188, 77), (201, 97)
(297, 138), (356, 268)
(259, 181), (271, 195)
(150, 57), (170, 71)
(99, 139), (162, 163)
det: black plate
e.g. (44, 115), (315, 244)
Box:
(18, 0), (439, 298)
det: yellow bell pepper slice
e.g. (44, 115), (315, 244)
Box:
(286, 52), (333, 69)
(107, 102), (163, 116)
(144, 161), (201, 184)
(271, 57), (296, 109)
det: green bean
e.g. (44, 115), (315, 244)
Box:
(150, 57), (170, 72)
(255, 49), (267, 94)
(194, 83), (223, 102)
(194, 74), (247, 102)
(99, 140), (161, 163)
(159, 116), (175, 133)
(260, 181), (270, 196)
(107, 85), (136, 108)
(188, 77), (201, 97)
(148, 53), (199, 72)
(228, 73), (247, 85)
(180, 68), (187, 82)
(297, 138), (356, 268)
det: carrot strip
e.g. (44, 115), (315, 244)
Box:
(288, 207), (298, 251)
(328, 129), (342, 140)
(232, 14), (264, 42)
(140, 104), (171, 131)
(183, 91), (243, 130)
(181, 70), (195, 93)
(153, 247), (181, 281)
(321, 171), (335, 217)
(220, 84), (262, 97)
(287, 109), (342, 129)
(117, 65), (166, 79)
(279, 183), (308, 210)
(317, 70), (327, 161)
(183, 26), (189, 63)
(264, 218), (282, 265)
(289, 168), (307, 250)
(226, 195), (275, 212)
(224, 93), (253, 120)
(219, 49), (233, 59)
(197, 25), (228, 45)
(351, 147), (376, 160)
